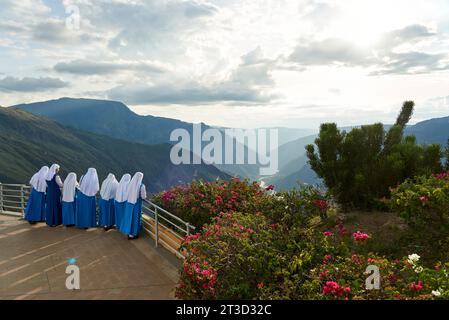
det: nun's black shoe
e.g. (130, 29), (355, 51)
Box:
(28, 221), (37, 225)
(103, 226), (113, 231)
(127, 235), (139, 240)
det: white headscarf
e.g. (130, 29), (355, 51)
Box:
(30, 166), (49, 192)
(126, 172), (144, 204)
(62, 172), (78, 202)
(115, 174), (131, 203)
(100, 173), (119, 201)
(46, 164), (60, 181)
(79, 168), (99, 197)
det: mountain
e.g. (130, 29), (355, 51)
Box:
(13, 98), (261, 179)
(406, 116), (449, 145)
(268, 117), (449, 190)
(0, 107), (228, 193)
(14, 97), (195, 145)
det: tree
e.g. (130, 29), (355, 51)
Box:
(306, 101), (443, 210)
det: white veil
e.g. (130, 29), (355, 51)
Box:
(100, 173), (119, 200)
(115, 174), (131, 202)
(46, 164), (60, 181)
(126, 172), (144, 205)
(79, 168), (99, 197)
(62, 172), (78, 202)
(30, 166), (49, 192)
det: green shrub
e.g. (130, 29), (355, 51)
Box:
(153, 179), (333, 229)
(306, 101), (443, 210)
(390, 171), (449, 229)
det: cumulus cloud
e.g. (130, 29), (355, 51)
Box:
(0, 76), (69, 92)
(107, 47), (278, 105)
(53, 59), (168, 75)
(289, 38), (371, 66)
(287, 24), (449, 75)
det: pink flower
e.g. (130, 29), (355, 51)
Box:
(257, 282), (264, 289)
(409, 281), (423, 292)
(323, 281), (351, 297)
(353, 231), (370, 242)
(265, 185), (275, 191)
(314, 199), (330, 211)
(419, 196), (429, 204)
(323, 231), (333, 237)
(319, 270), (329, 278)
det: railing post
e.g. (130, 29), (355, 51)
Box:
(155, 207), (159, 248)
(20, 185), (25, 218)
(0, 183), (3, 214)
(186, 223), (191, 236)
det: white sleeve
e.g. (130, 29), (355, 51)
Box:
(140, 184), (147, 200)
(56, 175), (63, 187)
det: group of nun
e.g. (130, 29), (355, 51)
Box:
(24, 164), (147, 239)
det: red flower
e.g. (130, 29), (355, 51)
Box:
(319, 270), (329, 278)
(409, 281), (423, 292)
(323, 231), (333, 237)
(323, 281), (351, 297)
(323, 255), (333, 264)
(265, 185), (275, 191)
(257, 282), (264, 289)
(353, 231), (370, 242)
(314, 199), (330, 211)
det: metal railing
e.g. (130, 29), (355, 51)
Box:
(0, 183), (30, 217)
(0, 183), (194, 259)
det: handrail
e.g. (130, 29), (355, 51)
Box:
(0, 182), (195, 259)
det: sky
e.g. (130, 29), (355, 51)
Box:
(1, 0), (449, 129)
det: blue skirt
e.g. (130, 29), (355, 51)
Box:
(24, 188), (46, 222)
(114, 200), (125, 228)
(99, 198), (115, 226)
(62, 201), (76, 226)
(75, 192), (97, 228)
(118, 200), (142, 237)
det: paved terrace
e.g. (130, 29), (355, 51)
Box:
(0, 214), (180, 300)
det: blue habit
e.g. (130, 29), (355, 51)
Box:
(119, 198), (142, 237)
(114, 200), (125, 228)
(45, 176), (62, 226)
(99, 198), (115, 226)
(24, 188), (46, 222)
(75, 191), (97, 228)
(62, 201), (76, 226)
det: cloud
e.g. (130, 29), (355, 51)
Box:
(288, 38), (371, 66)
(287, 24), (449, 75)
(372, 51), (449, 75)
(0, 76), (69, 92)
(106, 47), (278, 105)
(53, 59), (167, 75)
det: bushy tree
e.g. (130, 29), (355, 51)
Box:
(306, 101), (443, 210)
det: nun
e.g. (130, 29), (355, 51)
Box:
(24, 166), (49, 224)
(61, 173), (78, 226)
(99, 173), (119, 231)
(76, 168), (99, 229)
(45, 164), (63, 227)
(114, 174), (131, 230)
(119, 172), (147, 240)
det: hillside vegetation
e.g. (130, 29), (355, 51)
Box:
(0, 107), (228, 192)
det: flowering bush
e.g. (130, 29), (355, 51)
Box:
(305, 251), (449, 300)
(390, 171), (449, 229)
(153, 179), (334, 229)
(175, 212), (289, 299)
(153, 178), (267, 228)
